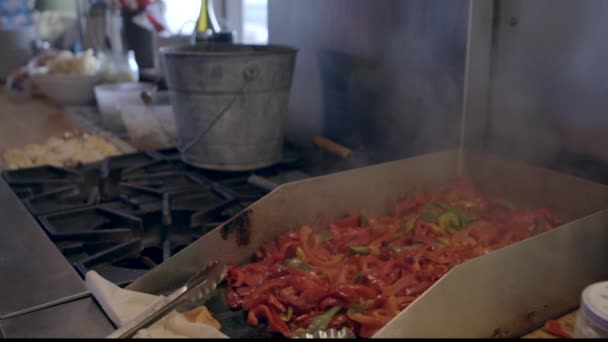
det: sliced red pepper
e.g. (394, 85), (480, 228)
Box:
(319, 296), (343, 310)
(226, 288), (243, 309)
(267, 293), (287, 313)
(235, 286), (253, 296)
(247, 304), (294, 337)
(543, 320), (572, 339)
(347, 311), (390, 328)
(298, 226), (343, 267)
(328, 284), (377, 305)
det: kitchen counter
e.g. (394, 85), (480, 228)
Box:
(523, 310), (577, 338)
(0, 92), (82, 154)
(0, 90), (136, 170)
(0, 91), (118, 337)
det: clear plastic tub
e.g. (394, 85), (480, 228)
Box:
(94, 82), (157, 132)
(573, 281), (608, 338)
(119, 91), (177, 150)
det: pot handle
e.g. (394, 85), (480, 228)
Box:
(313, 136), (353, 159)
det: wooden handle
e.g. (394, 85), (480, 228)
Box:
(313, 136), (352, 159)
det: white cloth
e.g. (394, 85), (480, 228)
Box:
(84, 271), (228, 338)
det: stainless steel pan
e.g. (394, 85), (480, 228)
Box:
(126, 149), (608, 337)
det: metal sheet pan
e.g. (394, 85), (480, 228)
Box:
(126, 149), (608, 338)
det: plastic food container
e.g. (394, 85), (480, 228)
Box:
(120, 91), (177, 149)
(573, 281), (608, 338)
(94, 82), (157, 132)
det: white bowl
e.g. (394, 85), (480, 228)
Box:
(31, 73), (101, 106)
(94, 82), (158, 132)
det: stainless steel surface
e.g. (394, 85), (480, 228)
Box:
(247, 170), (311, 191)
(269, 0), (468, 162)
(0, 297), (114, 338)
(108, 261), (226, 339)
(298, 327), (356, 339)
(484, 0), (608, 166)
(0, 177), (88, 319)
(126, 149), (608, 338)
(375, 210), (608, 338)
(162, 44), (297, 171)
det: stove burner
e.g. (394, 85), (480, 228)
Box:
(2, 146), (308, 286)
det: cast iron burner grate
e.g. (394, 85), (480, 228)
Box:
(2, 147), (308, 286)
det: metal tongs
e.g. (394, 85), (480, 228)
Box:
(107, 261), (227, 339)
(297, 327), (356, 339)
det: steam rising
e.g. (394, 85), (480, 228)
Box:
(270, 0), (468, 168)
(270, 0), (608, 184)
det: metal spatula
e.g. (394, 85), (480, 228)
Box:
(107, 261), (227, 339)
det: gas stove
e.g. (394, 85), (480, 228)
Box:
(1, 147), (310, 287)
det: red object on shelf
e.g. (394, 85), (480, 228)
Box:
(543, 320), (572, 339)
(119, 0), (166, 33)
(145, 12), (164, 32)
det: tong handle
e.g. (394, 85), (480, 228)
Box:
(106, 261), (225, 339)
(107, 291), (185, 339)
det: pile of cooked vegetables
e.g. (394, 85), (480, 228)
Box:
(224, 177), (562, 338)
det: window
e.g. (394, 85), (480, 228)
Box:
(164, 0), (201, 35)
(242, 0), (267, 44)
(163, 0), (268, 44)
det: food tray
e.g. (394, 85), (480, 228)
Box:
(125, 149), (608, 338)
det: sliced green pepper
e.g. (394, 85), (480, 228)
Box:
(437, 238), (451, 247)
(349, 245), (370, 255)
(438, 211), (461, 232)
(399, 218), (416, 234)
(296, 246), (306, 260)
(350, 271), (365, 284)
(450, 207), (476, 223)
(419, 202), (448, 223)
(420, 211), (439, 223)
(285, 258), (312, 271)
(347, 303), (368, 315)
(297, 263), (312, 271)
(303, 306), (342, 335)
(280, 306), (294, 321)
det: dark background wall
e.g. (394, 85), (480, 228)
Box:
(485, 0), (608, 184)
(269, 0), (469, 165)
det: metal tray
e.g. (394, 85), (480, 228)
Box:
(126, 149), (608, 338)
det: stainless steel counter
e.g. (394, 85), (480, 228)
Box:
(0, 177), (113, 337)
(0, 178), (87, 318)
(0, 297), (114, 338)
